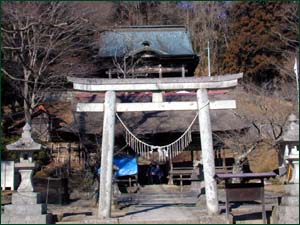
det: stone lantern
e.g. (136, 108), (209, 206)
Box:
(277, 113), (299, 184)
(272, 114), (299, 223)
(2, 123), (51, 224)
(6, 123), (41, 191)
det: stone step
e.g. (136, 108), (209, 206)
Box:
(123, 191), (196, 194)
(1, 214), (52, 224)
(118, 217), (219, 224)
(139, 190), (192, 193)
(136, 199), (197, 202)
(284, 184), (299, 196)
(231, 204), (274, 213)
(136, 202), (197, 206)
(132, 194), (197, 198)
(55, 205), (227, 224)
(118, 214), (227, 224)
(125, 198), (198, 205)
(12, 192), (42, 205)
(3, 203), (47, 215)
(272, 205), (299, 224)
(135, 197), (197, 201)
(56, 217), (119, 224)
(280, 196), (299, 206)
(131, 195), (198, 199)
(232, 207), (274, 224)
(235, 219), (264, 224)
(278, 205), (299, 223)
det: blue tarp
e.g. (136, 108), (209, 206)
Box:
(114, 157), (138, 177)
(97, 157), (138, 177)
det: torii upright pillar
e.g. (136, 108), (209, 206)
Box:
(197, 88), (219, 215)
(98, 91), (116, 218)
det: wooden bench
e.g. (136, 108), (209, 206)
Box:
(115, 174), (138, 187)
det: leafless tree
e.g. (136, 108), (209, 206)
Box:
(189, 2), (232, 76)
(217, 127), (262, 182)
(239, 83), (295, 138)
(219, 84), (295, 177)
(111, 2), (165, 26)
(271, 4), (298, 102)
(1, 2), (95, 124)
(111, 53), (148, 79)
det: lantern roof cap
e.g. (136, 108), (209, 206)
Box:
(6, 123), (41, 151)
(278, 113), (299, 142)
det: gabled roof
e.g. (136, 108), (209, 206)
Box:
(98, 25), (197, 58)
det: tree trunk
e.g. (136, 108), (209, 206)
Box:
(23, 69), (31, 125)
(232, 160), (242, 183)
(24, 100), (31, 125)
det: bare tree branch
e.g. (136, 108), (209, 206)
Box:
(1, 1), (95, 124)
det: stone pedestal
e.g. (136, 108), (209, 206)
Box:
(1, 192), (52, 224)
(272, 184), (299, 224)
(284, 184), (299, 196)
(17, 169), (34, 192)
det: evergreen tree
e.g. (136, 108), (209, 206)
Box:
(223, 2), (298, 89)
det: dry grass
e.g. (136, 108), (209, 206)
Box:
(234, 88), (295, 173)
(248, 143), (279, 173)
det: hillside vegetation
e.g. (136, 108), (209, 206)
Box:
(1, 2), (298, 173)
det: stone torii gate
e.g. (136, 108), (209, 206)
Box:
(68, 73), (243, 218)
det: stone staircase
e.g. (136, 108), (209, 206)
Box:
(56, 184), (227, 224)
(55, 184), (281, 224)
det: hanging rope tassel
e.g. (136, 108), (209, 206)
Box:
(116, 112), (199, 162)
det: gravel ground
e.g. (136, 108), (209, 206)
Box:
(2, 184), (284, 224)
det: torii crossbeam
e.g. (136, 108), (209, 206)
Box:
(68, 73), (243, 218)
